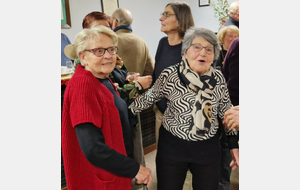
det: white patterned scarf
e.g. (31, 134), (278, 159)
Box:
(179, 57), (217, 135)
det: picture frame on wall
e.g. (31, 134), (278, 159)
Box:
(61, 0), (71, 29)
(101, 0), (119, 16)
(199, 0), (210, 7)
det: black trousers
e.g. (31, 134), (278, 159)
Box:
(156, 152), (220, 190)
(156, 127), (220, 190)
(217, 118), (232, 190)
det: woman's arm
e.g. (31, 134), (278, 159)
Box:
(75, 123), (140, 178)
(129, 67), (170, 114)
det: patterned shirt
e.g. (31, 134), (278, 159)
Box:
(129, 63), (237, 141)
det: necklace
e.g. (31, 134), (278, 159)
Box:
(220, 46), (228, 65)
(221, 49), (225, 65)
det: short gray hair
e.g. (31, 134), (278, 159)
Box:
(112, 8), (132, 26)
(182, 27), (221, 60)
(74, 25), (118, 58)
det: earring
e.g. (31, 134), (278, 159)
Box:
(82, 60), (88, 67)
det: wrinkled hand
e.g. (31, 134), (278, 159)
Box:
(126, 73), (140, 82)
(135, 165), (152, 188)
(116, 55), (124, 69)
(230, 148), (239, 171)
(223, 106), (239, 130)
(137, 75), (152, 90)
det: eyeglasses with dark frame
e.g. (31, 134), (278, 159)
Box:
(84, 46), (118, 57)
(190, 44), (214, 55)
(160, 12), (175, 19)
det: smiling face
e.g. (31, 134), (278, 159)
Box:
(184, 36), (214, 76)
(159, 5), (179, 35)
(79, 33), (116, 79)
(222, 29), (239, 50)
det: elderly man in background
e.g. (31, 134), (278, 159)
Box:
(222, 1), (239, 29)
(111, 8), (154, 77)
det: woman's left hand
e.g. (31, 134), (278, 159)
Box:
(137, 75), (152, 90)
(230, 148), (239, 170)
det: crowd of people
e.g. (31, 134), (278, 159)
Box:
(61, 1), (240, 190)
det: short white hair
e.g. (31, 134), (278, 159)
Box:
(74, 25), (118, 58)
(229, 2), (239, 14)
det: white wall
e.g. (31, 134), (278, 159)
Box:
(61, 0), (236, 59)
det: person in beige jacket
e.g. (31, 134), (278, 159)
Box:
(111, 8), (154, 77)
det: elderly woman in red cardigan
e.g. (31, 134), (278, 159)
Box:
(62, 25), (152, 190)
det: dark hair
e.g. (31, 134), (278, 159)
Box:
(166, 1), (195, 38)
(82, 11), (111, 29)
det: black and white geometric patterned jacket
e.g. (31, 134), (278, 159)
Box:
(129, 63), (238, 142)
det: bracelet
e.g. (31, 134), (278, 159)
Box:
(135, 81), (143, 91)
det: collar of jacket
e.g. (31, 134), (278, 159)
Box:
(113, 25), (133, 32)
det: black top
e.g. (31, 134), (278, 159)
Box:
(223, 16), (239, 28)
(74, 78), (139, 178)
(213, 46), (227, 73)
(98, 78), (134, 157)
(153, 36), (182, 113)
(110, 65), (127, 88)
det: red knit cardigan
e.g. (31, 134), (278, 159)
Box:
(62, 65), (132, 190)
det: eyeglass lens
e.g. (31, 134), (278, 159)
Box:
(161, 12), (173, 19)
(192, 44), (214, 54)
(93, 47), (117, 56)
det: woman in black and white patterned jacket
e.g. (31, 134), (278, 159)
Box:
(129, 26), (239, 190)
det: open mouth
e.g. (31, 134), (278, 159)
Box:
(199, 60), (205, 63)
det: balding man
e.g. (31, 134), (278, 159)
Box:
(111, 8), (154, 76)
(222, 1), (239, 28)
